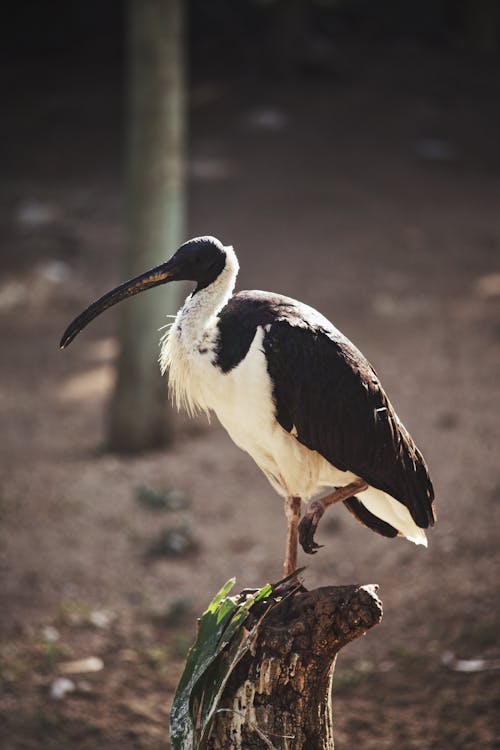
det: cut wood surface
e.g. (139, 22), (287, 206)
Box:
(207, 584), (382, 750)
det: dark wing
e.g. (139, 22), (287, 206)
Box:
(343, 496), (399, 538)
(215, 290), (435, 529)
(214, 292), (284, 373)
(257, 294), (434, 528)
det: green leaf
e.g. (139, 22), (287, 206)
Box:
(170, 579), (239, 750)
(197, 586), (275, 749)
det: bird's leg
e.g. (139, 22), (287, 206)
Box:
(283, 496), (302, 577)
(299, 479), (369, 554)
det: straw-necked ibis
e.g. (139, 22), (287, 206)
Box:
(61, 236), (435, 575)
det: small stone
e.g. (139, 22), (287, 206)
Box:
(88, 610), (115, 629)
(59, 656), (104, 674)
(0, 281), (26, 311)
(15, 199), (58, 227)
(440, 650), (500, 672)
(50, 677), (76, 700)
(37, 260), (72, 284)
(41, 625), (60, 643)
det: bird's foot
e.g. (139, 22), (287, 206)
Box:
(299, 482), (369, 554)
(299, 500), (326, 554)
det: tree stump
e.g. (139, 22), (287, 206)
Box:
(206, 584), (382, 750)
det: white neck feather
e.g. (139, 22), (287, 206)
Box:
(159, 245), (239, 415)
(175, 245), (239, 347)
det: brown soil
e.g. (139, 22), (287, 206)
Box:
(1, 49), (500, 749)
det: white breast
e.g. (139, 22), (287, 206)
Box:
(164, 320), (354, 499)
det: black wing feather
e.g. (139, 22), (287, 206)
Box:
(216, 290), (435, 530)
(343, 496), (399, 538)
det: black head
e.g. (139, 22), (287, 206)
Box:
(60, 235), (227, 349)
(171, 236), (227, 291)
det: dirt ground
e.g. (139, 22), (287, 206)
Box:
(1, 47), (500, 749)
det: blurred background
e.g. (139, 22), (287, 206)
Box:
(1, 1), (500, 748)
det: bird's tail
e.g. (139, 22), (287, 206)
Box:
(344, 487), (428, 546)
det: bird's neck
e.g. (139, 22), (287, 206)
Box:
(176, 246), (239, 347)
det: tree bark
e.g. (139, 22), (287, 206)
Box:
(207, 584), (382, 750)
(108, 0), (186, 452)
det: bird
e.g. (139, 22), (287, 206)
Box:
(60, 236), (435, 576)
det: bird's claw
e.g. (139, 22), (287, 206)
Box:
(299, 509), (325, 555)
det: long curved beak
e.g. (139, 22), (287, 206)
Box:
(59, 258), (179, 349)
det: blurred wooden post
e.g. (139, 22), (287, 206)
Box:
(109, 0), (186, 452)
(207, 584), (382, 750)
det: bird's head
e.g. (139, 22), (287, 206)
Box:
(60, 235), (229, 349)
